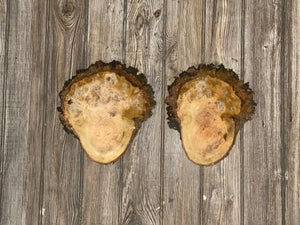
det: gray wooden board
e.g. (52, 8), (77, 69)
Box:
(243, 0), (283, 224)
(0, 2), (7, 222)
(283, 0), (300, 224)
(82, 1), (124, 225)
(202, 0), (242, 224)
(41, 0), (87, 224)
(0, 1), (37, 224)
(24, 1), (48, 224)
(121, 0), (163, 224)
(163, 1), (203, 224)
(0, 0), (299, 225)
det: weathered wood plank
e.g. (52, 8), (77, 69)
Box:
(42, 0), (87, 224)
(1, 1), (300, 225)
(81, 1), (124, 224)
(0, 1), (7, 126)
(0, 0), (8, 222)
(0, 1), (48, 224)
(202, 0), (242, 224)
(0, 0), (7, 210)
(243, 0), (283, 224)
(163, 1), (203, 224)
(121, 1), (163, 224)
(0, 0), (37, 224)
(283, 0), (300, 224)
(23, 0), (48, 224)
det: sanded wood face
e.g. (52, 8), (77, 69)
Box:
(63, 72), (148, 163)
(60, 67), (153, 164)
(167, 65), (255, 166)
(177, 76), (241, 165)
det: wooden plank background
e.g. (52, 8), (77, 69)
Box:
(0, 0), (299, 224)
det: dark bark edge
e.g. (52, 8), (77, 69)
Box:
(57, 60), (156, 147)
(166, 64), (256, 166)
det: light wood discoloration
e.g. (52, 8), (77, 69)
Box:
(0, 0), (299, 224)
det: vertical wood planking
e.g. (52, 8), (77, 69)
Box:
(81, 1), (124, 224)
(243, 0), (283, 224)
(23, 0), (48, 224)
(0, 1), (299, 224)
(0, 1), (48, 224)
(121, 1), (163, 224)
(283, 0), (300, 224)
(0, 0), (37, 224)
(42, 0), (87, 224)
(0, 1), (7, 217)
(202, 0), (242, 224)
(163, 1), (203, 224)
(0, 1), (7, 137)
(0, 0), (32, 223)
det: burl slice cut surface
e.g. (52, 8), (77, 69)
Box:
(167, 65), (255, 166)
(58, 61), (155, 164)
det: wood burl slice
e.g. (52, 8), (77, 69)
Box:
(166, 64), (255, 166)
(58, 61), (155, 164)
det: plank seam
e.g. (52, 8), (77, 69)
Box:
(122, 0), (127, 64)
(78, 0), (90, 224)
(0, 0), (10, 222)
(200, 0), (206, 224)
(240, 0), (246, 224)
(37, 0), (50, 224)
(161, 0), (167, 224)
(279, 0), (287, 224)
(119, 0), (127, 224)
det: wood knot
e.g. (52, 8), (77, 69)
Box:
(62, 2), (75, 17)
(135, 14), (144, 30)
(153, 9), (161, 18)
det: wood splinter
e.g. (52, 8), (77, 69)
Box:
(166, 64), (256, 166)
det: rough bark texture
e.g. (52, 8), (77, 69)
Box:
(58, 61), (155, 164)
(166, 64), (255, 165)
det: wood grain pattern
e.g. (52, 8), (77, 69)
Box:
(202, 0), (242, 224)
(41, 0), (87, 224)
(0, 1), (36, 224)
(284, 0), (300, 224)
(81, 1), (124, 225)
(163, 1), (203, 224)
(0, 2), (7, 220)
(0, 0), (299, 224)
(24, 1), (48, 224)
(121, 1), (163, 224)
(243, 0), (283, 224)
